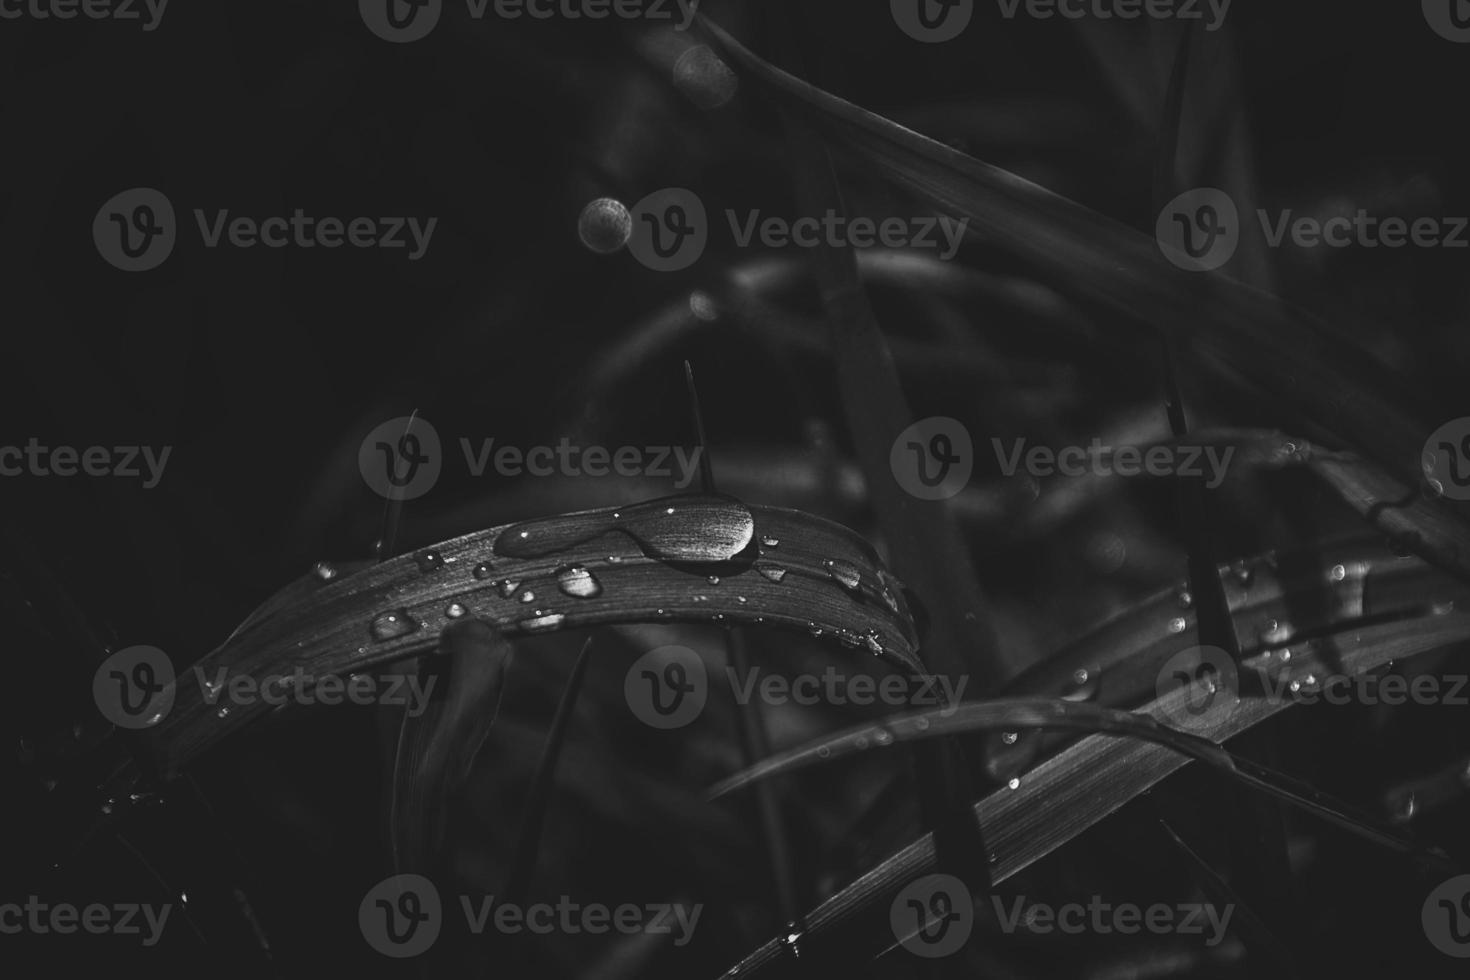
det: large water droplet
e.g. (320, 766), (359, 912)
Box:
(521, 612), (567, 634)
(824, 559), (862, 591)
(556, 565), (603, 599)
(370, 610), (418, 641)
(493, 495), (755, 564)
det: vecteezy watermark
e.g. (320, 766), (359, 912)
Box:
(94, 188), (437, 272)
(890, 875), (976, 957)
(726, 211), (969, 262)
(1423, 418), (1470, 502)
(359, 0), (700, 43)
(0, 0), (169, 30)
(994, 0), (1231, 29)
(1423, 875), (1470, 957)
(1158, 188), (1469, 272)
(607, 188), (970, 273)
(358, 416), (706, 502)
(992, 438), (1236, 489)
(0, 897), (172, 946)
(891, 0), (974, 43)
(359, 874), (702, 958)
(625, 646), (709, 729)
(1424, 0), (1470, 43)
(1155, 644), (1469, 730)
(727, 666), (967, 715)
(0, 439), (172, 488)
(890, 417), (974, 501)
(192, 667), (436, 716)
(461, 437), (705, 489)
(991, 895), (1234, 947)
(93, 646), (175, 730)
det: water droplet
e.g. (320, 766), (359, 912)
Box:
(578, 197), (632, 254)
(1176, 589), (1193, 609)
(216, 706), (231, 719)
(1002, 731), (1019, 745)
(606, 555), (623, 564)
(446, 603), (467, 619)
(1008, 777), (1021, 791)
(915, 717), (931, 731)
(673, 43), (739, 110)
(824, 559), (863, 591)
(757, 564), (788, 583)
(473, 563), (494, 580)
(494, 494), (755, 564)
(689, 291), (719, 321)
(863, 631), (884, 656)
(1073, 668), (1089, 685)
(873, 729), (893, 746)
(1232, 562), (1255, 587)
(761, 535), (780, 548)
(313, 562), (338, 582)
(519, 590), (536, 604)
(707, 575), (720, 586)
(496, 579), (520, 598)
(1329, 563), (1347, 582)
(1392, 792), (1417, 823)
(854, 735), (870, 750)
(370, 610), (418, 641)
(816, 746), (831, 759)
(414, 550), (444, 573)
(556, 565), (603, 599)
(520, 612), (567, 634)
(1168, 617), (1187, 634)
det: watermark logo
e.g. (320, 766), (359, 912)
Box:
(890, 874), (974, 957)
(1154, 645), (1239, 730)
(359, 417), (443, 502)
(995, 0), (1230, 30)
(1423, 419), (1470, 501)
(625, 646), (707, 729)
(194, 667), (436, 716)
(360, 874), (442, 958)
(993, 438), (1235, 489)
(358, 875), (702, 956)
(359, 0), (443, 43)
(892, 0), (973, 42)
(628, 188), (707, 272)
(0, 439), (172, 487)
(93, 645), (174, 730)
(891, 417), (973, 501)
(94, 188), (176, 272)
(461, 437), (704, 488)
(727, 666), (966, 714)
(727, 210), (968, 261)
(0, 0), (169, 30)
(1424, 0), (1470, 42)
(0, 898), (171, 945)
(1156, 188), (1239, 272)
(992, 895), (1233, 946)
(95, 189), (438, 271)
(1424, 875), (1470, 957)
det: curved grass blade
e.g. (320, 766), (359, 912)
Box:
(146, 495), (921, 777)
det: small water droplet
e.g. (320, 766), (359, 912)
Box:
(577, 197), (633, 254)
(521, 612), (567, 634)
(1329, 563), (1347, 582)
(1008, 777), (1021, 791)
(757, 564), (788, 583)
(707, 575), (720, 586)
(1176, 589), (1193, 609)
(816, 746), (831, 759)
(915, 717), (931, 731)
(1392, 792), (1417, 823)
(863, 631), (884, 656)
(1232, 562), (1255, 587)
(1002, 731), (1019, 745)
(519, 590), (536, 604)
(414, 550), (444, 573)
(446, 603), (467, 619)
(370, 610), (418, 641)
(313, 562), (338, 582)
(556, 565), (603, 599)
(761, 535), (780, 548)
(874, 729), (893, 746)
(216, 706), (231, 719)
(1168, 617), (1187, 634)
(473, 563), (494, 580)
(496, 579), (520, 598)
(854, 735), (870, 750)
(606, 555), (623, 564)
